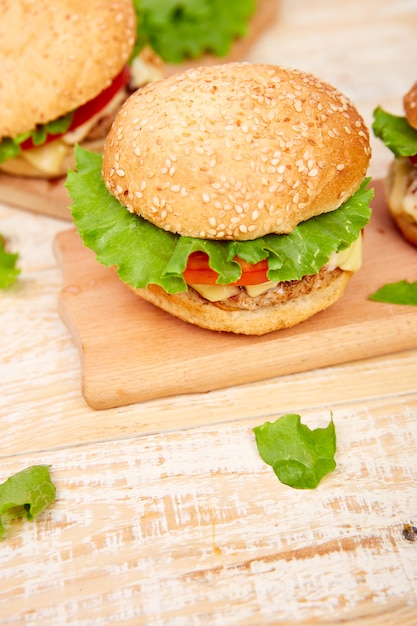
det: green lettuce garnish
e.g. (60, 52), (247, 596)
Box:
(369, 280), (417, 306)
(0, 114), (73, 164)
(0, 465), (56, 539)
(0, 234), (20, 289)
(372, 106), (417, 158)
(66, 146), (373, 294)
(253, 414), (337, 489)
(133, 0), (256, 63)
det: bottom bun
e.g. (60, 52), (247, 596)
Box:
(131, 269), (352, 335)
(385, 159), (417, 248)
(389, 212), (417, 247)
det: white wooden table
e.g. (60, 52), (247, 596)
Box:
(1, 1), (417, 624)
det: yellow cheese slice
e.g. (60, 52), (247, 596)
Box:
(190, 283), (240, 302)
(21, 139), (71, 175)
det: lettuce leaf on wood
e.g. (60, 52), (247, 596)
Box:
(66, 146), (373, 294)
(0, 234), (20, 288)
(253, 414), (337, 489)
(0, 466), (56, 539)
(369, 280), (417, 306)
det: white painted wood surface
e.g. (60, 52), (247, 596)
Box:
(1, 1), (417, 624)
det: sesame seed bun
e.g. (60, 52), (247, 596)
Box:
(404, 80), (417, 131)
(130, 268), (352, 335)
(103, 62), (371, 241)
(0, 0), (136, 141)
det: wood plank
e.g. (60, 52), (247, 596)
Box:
(0, 173), (71, 221)
(1, 395), (417, 625)
(54, 181), (417, 409)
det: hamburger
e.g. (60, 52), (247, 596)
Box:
(0, 0), (163, 179)
(373, 81), (417, 247)
(66, 63), (373, 335)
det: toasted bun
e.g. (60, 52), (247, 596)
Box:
(103, 62), (371, 241)
(404, 80), (417, 131)
(0, 0), (136, 140)
(385, 159), (417, 247)
(130, 269), (352, 335)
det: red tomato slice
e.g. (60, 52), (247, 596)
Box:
(20, 65), (131, 151)
(409, 154), (417, 166)
(183, 252), (269, 286)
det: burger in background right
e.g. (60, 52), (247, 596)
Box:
(373, 81), (417, 247)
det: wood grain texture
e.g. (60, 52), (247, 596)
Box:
(54, 182), (417, 409)
(0, 173), (71, 220)
(1, 1), (417, 625)
(1, 396), (417, 625)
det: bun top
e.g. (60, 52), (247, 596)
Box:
(0, 0), (136, 140)
(404, 80), (417, 130)
(103, 63), (371, 241)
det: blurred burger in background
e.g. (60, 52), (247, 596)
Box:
(373, 80), (417, 247)
(0, 0), (163, 179)
(0, 0), (274, 181)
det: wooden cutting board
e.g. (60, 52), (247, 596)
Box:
(54, 181), (417, 410)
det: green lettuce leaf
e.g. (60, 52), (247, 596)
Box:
(369, 280), (417, 306)
(372, 107), (417, 158)
(0, 114), (73, 164)
(133, 0), (256, 63)
(253, 414), (337, 489)
(66, 146), (373, 294)
(0, 465), (56, 539)
(0, 234), (20, 288)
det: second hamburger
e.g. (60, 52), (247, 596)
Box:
(67, 62), (373, 335)
(373, 80), (417, 247)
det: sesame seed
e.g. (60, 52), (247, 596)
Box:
(202, 193), (210, 203)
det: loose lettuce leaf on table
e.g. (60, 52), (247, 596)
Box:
(372, 107), (417, 158)
(66, 146), (373, 294)
(0, 234), (20, 289)
(369, 280), (417, 306)
(0, 465), (56, 539)
(253, 414), (337, 489)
